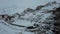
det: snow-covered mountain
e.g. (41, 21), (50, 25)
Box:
(0, 1), (60, 34)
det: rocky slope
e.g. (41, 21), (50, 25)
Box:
(0, 1), (60, 34)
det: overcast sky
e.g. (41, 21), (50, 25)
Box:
(0, 0), (60, 14)
(0, 0), (59, 10)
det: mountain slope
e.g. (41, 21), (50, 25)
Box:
(0, 1), (60, 34)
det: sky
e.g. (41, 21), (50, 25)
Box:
(0, 0), (60, 13)
(0, 0), (59, 10)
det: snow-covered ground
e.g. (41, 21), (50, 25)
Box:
(0, 0), (60, 34)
